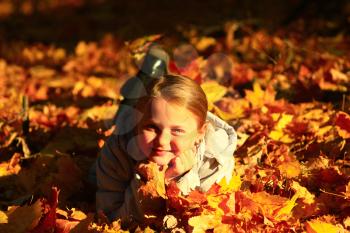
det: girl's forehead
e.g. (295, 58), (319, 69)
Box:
(143, 97), (197, 124)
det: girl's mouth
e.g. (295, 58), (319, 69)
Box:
(151, 148), (172, 155)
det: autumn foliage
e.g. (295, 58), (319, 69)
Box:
(1, 21), (350, 232)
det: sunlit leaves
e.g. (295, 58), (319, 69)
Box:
(1, 21), (350, 232)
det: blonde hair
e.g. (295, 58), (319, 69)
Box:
(137, 74), (208, 128)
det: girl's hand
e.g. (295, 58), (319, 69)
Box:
(165, 147), (197, 182)
(133, 161), (166, 220)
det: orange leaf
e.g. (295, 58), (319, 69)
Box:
(0, 153), (21, 177)
(245, 191), (298, 221)
(277, 160), (301, 178)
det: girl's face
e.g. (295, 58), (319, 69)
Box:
(136, 97), (206, 166)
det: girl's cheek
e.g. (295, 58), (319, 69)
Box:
(137, 132), (154, 157)
(172, 138), (194, 155)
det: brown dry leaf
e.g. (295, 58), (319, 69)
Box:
(335, 111), (350, 139)
(0, 200), (43, 233)
(136, 162), (167, 218)
(52, 156), (83, 201)
(137, 162), (166, 198)
(70, 213), (94, 233)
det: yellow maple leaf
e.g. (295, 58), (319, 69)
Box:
(213, 98), (248, 120)
(201, 81), (227, 107)
(188, 214), (222, 233)
(245, 82), (275, 108)
(274, 193), (298, 221)
(291, 181), (315, 205)
(306, 219), (345, 233)
(269, 113), (294, 143)
(218, 174), (242, 193)
(269, 130), (294, 143)
(0, 211), (7, 224)
(274, 113), (294, 130)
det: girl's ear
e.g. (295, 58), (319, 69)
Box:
(197, 121), (208, 142)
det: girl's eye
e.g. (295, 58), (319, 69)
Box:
(172, 128), (185, 135)
(144, 124), (158, 131)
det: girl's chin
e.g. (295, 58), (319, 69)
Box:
(149, 154), (174, 166)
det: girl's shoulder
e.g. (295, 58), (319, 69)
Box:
(203, 112), (237, 159)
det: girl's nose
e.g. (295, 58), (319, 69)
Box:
(157, 130), (171, 146)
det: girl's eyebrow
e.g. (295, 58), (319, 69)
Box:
(171, 125), (185, 129)
(146, 119), (185, 129)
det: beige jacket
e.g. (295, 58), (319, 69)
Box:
(95, 111), (237, 221)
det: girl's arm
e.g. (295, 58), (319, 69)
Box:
(95, 133), (143, 221)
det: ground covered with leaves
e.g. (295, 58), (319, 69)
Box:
(0, 21), (350, 232)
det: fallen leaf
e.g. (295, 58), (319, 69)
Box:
(188, 214), (222, 233)
(245, 82), (275, 108)
(305, 219), (346, 233)
(0, 200), (43, 233)
(278, 160), (301, 178)
(201, 81), (227, 107)
(291, 181), (315, 205)
(218, 173), (242, 193)
(335, 111), (350, 139)
(0, 153), (21, 177)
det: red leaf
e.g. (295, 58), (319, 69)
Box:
(30, 187), (59, 233)
(335, 111), (350, 139)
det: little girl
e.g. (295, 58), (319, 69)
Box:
(96, 74), (237, 222)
